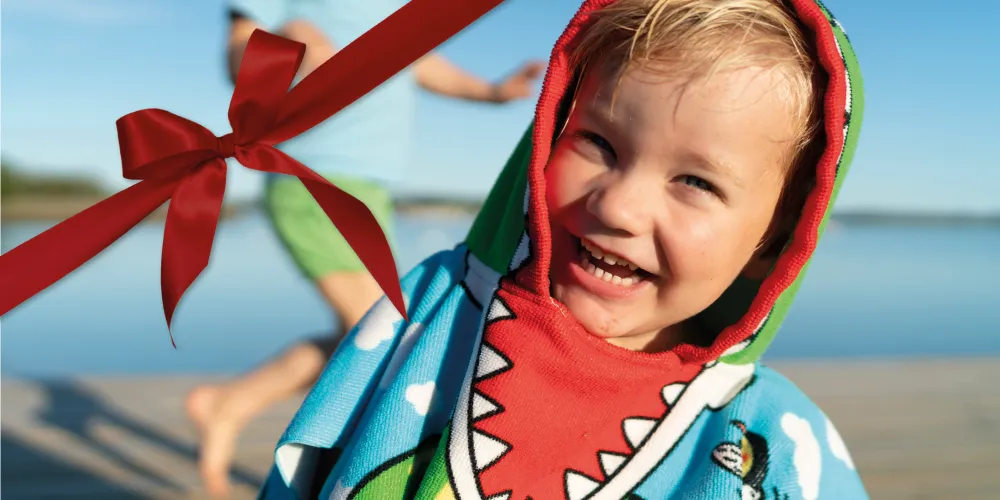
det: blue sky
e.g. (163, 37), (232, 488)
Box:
(2, 0), (997, 213)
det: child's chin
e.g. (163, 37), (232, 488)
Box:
(558, 287), (627, 335)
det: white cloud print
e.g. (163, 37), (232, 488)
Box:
(353, 296), (407, 351)
(405, 381), (436, 416)
(826, 418), (855, 470)
(781, 412), (822, 500)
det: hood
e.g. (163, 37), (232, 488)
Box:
(465, 0), (863, 365)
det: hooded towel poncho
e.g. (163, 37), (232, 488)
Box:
(258, 0), (866, 498)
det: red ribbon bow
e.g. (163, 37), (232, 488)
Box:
(0, 0), (504, 345)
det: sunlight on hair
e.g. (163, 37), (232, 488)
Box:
(571, 0), (826, 169)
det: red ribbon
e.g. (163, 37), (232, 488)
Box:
(0, 0), (504, 345)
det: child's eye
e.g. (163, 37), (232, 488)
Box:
(680, 175), (715, 193)
(573, 130), (617, 162)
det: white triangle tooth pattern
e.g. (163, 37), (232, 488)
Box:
(472, 430), (510, 471)
(599, 452), (627, 476)
(661, 383), (685, 405)
(622, 417), (657, 448)
(475, 344), (510, 380)
(565, 470), (601, 500)
(509, 233), (530, 271)
(472, 391), (501, 420)
(487, 298), (514, 323)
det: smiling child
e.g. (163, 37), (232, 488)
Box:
(257, 1), (867, 499)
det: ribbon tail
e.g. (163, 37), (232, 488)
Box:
(160, 160), (228, 345)
(300, 179), (407, 319)
(0, 180), (176, 316)
(237, 146), (407, 319)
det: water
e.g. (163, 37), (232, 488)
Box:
(2, 213), (998, 378)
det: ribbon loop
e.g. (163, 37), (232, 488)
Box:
(118, 109), (219, 181)
(0, 0), (508, 343)
(229, 32), (305, 144)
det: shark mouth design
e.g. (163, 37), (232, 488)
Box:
(448, 287), (757, 500)
(460, 251), (504, 311)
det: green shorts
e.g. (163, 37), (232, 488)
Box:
(265, 174), (397, 279)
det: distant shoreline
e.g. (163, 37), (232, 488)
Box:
(3, 194), (999, 225)
(1, 196), (253, 223)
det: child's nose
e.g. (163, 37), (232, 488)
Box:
(585, 176), (654, 236)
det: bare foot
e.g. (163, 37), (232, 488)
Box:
(186, 385), (243, 499)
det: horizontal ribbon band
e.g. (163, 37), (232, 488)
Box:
(0, 0), (505, 346)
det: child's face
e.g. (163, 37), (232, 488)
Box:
(546, 62), (798, 352)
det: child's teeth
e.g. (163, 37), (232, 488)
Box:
(580, 240), (643, 286)
(584, 242), (637, 270)
(582, 259), (641, 287)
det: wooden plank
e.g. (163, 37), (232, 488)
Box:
(2, 358), (998, 499)
(772, 358), (1000, 500)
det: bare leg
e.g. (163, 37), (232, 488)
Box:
(186, 271), (385, 498)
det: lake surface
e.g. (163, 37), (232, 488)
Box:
(2, 213), (998, 378)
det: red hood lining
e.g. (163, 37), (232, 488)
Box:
(514, 0), (847, 365)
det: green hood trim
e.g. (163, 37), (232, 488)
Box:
(465, 0), (865, 365)
(465, 124), (533, 274)
(724, 3), (865, 364)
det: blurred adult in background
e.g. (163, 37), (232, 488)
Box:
(185, 1), (543, 497)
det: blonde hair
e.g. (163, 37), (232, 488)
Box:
(569, 0), (827, 255)
(570, 0), (825, 173)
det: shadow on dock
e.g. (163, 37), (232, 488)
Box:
(3, 359), (999, 499)
(2, 379), (268, 499)
(2, 432), (146, 499)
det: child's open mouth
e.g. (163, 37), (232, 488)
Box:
(578, 238), (651, 287)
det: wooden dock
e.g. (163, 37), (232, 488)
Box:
(3, 358), (998, 499)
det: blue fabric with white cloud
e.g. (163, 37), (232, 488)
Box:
(256, 246), (868, 500)
(257, 246), (483, 499)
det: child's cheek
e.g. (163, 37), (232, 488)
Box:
(544, 163), (568, 214)
(545, 155), (584, 212)
(656, 218), (725, 282)
(565, 153), (611, 199)
(685, 218), (718, 246)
